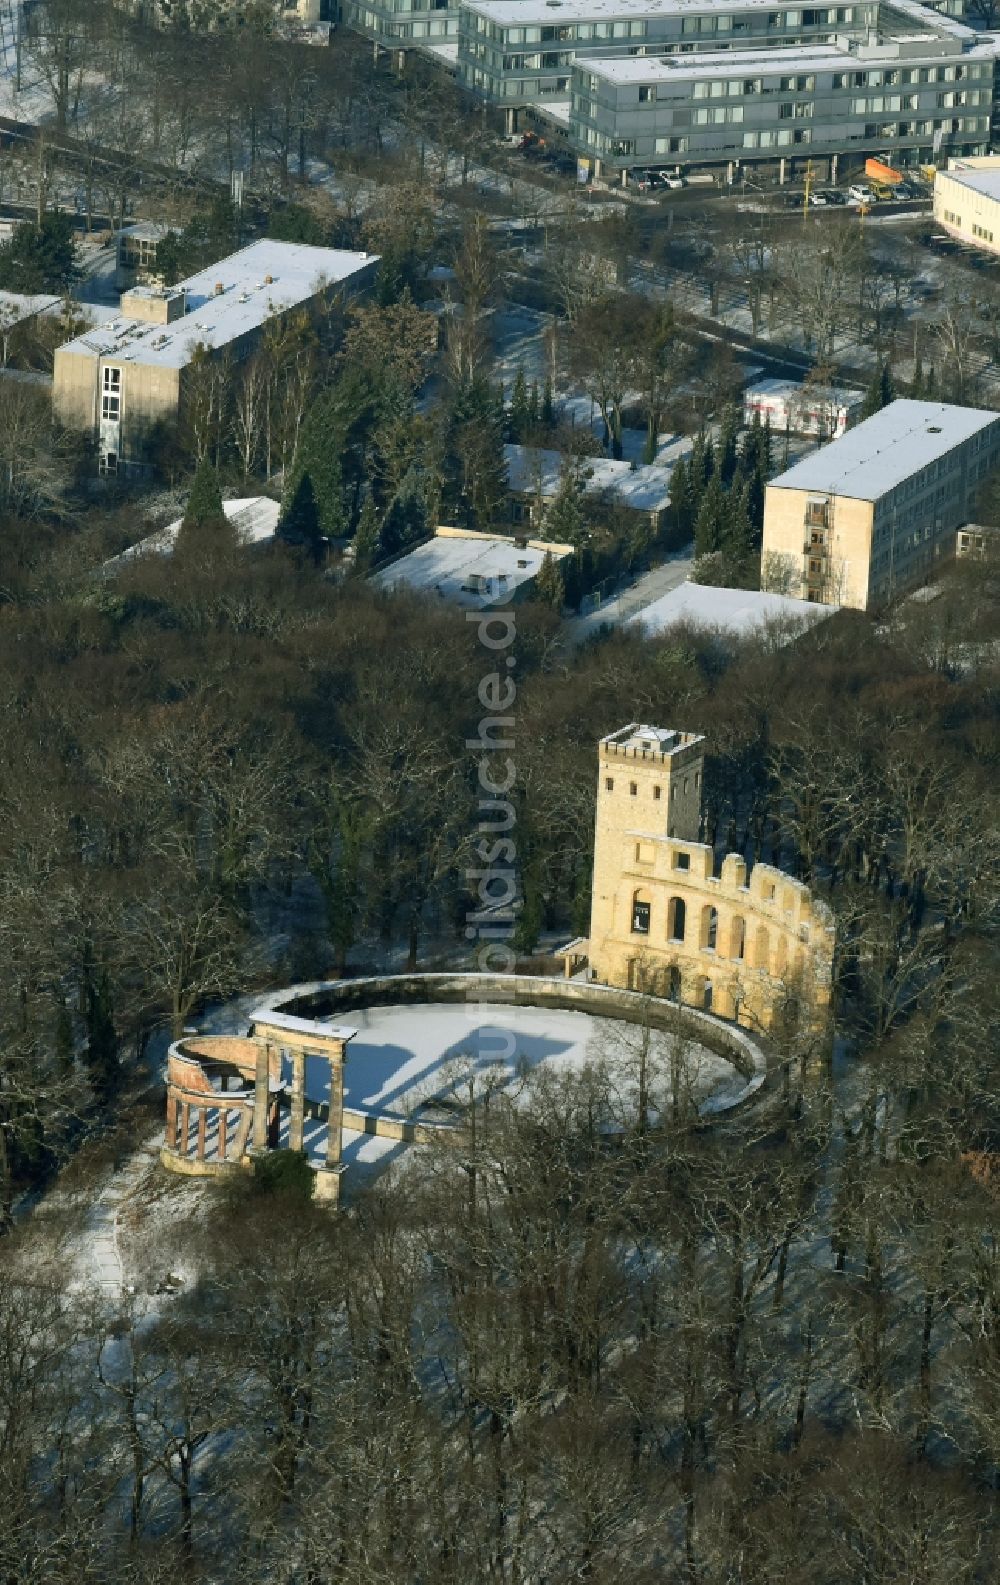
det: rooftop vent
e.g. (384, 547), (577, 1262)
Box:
(927, 425), (942, 433)
(264, 273), (274, 284)
(214, 281), (224, 296)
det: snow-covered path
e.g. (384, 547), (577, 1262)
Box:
(72, 1136), (162, 1296)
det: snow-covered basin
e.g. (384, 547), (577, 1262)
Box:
(287, 1001), (751, 1124)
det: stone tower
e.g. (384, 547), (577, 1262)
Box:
(590, 724), (706, 971)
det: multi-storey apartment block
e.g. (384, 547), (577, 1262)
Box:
(761, 399), (1000, 609)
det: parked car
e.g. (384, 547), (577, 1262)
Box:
(784, 192), (805, 208)
(848, 183), (875, 204)
(823, 189), (848, 205)
(660, 173), (686, 189)
(630, 169), (658, 192)
(808, 191), (829, 206)
(870, 182), (897, 201)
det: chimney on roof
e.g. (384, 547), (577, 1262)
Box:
(264, 273), (274, 285)
(214, 281), (224, 296)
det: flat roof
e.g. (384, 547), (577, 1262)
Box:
(628, 581), (836, 638)
(580, 33), (996, 81)
(57, 240), (377, 371)
(465, 0), (815, 22)
(504, 442), (688, 512)
(371, 529), (571, 609)
(767, 399), (1000, 501)
(745, 376), (864, 405)
(101, 496), (280, 573)
(0, 289), (60, 324)
(940, 164), (1000, 203)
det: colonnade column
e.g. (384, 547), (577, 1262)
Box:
(251, 1038), (271, 1153)
(290, 1047), (306, 1152)
(326, 1047), (345, 1169)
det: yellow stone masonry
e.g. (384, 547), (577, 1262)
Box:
(586, 724), (835, 1033)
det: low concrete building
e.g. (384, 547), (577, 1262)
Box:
(628, 580), (838, 640)
(743, 377), (863, 439)
(504, 441), (690, 532)
(114, 222), (175, 290)
(53, 240), (379, 476)
(371, 525), (573, 608)
(761, 398), (1000, 609)
(933, 155), (1000, 252)
(101, 497), (282, 576)
(956, 521), (1000, 557)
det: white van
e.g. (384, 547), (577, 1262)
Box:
(848, 183), (874, 204)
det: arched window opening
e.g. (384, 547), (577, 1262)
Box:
(730, 915), (746, 961)
(668, 896), (687, 942)
(667, 966), (682, 1003)
(631, 890), (651, 935)
(702, 979), (713, 1011)
(700, 904), (718, 951)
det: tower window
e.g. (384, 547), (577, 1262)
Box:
(630, 782), (637, 796)
(653, 786), (661, 801)
(605, 777), (614, 791)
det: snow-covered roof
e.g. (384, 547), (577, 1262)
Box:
(579, 32), (996, 83)
(0, 289), (61, 324)
(938, 161), (1000, 203)
(744, 377), (864, 410)
(504, 442), (689, 513)
(372, 528), (571, 609)
(628, 581), (837, 638)
(766, 399), (1000, 502)
(57, 240), (378, 371)
(101, 496), (281, 573)
(466, 0), (861, 21)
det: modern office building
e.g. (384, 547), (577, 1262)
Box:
(345, 0), (462, 53)
(456, 0), (880, 111)
(568, 30), (995, 180)
(761, 399), (1000, 610)
(53, 240), (378, 476)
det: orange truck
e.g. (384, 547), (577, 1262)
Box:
(864, 158), (903, 185)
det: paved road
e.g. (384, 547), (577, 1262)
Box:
(564, 549), (694, 646)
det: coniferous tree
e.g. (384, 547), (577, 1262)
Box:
(543, 466), (587, 546)
(381, 466), (429, 554)
(541, 376), (555, 428)
(861, 360), (895, 419)
(533, 549), (566, 609)
(718, 405), (740, 487)
(694, 472), (727, 559)
(353, 491), (381, 573)
(510, 366), (530, 442)
(669, 455), (694, 541)
(175, 457), (239, 558)
(722, 481), (756, 575)
(528, 380), (540, 431)
(278, 473), (325, 562)
(285, 389), (348, 541)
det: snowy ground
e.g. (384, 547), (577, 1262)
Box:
(289, 1000), (746, 1124)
